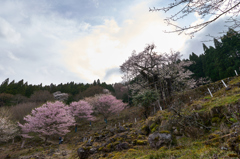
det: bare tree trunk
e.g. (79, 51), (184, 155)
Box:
(44, 136), (48, 145)
(155, 83), (162, 110)
(12, 138), (14, 144)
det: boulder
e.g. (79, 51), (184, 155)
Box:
(118, 126), (126, 132)
(77, 148), (89, 159)
(89, 147), (97, 154)
(148, 132), (172, 149)
(115, 142), (129, 150)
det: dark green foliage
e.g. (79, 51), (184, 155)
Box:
(187, 28), (240, 82)
(0, 78), (115, 106)
(133, 89), (159, 118)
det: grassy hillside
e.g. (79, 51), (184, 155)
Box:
(1, 76), (240, 159)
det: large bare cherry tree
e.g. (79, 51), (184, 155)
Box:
(120, 44), (195, 109)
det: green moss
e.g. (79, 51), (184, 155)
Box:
(151, 124), (159, 133)
(98, 147), (104, 151)
(106, 143), (112, 149)
(150, 123), (156, 130)
(230, 117), (238, 123)
(208, 133), (220, 140)
(126, 123), (133, 127)
(140, 124), (149, 135)
(174, 146), (185, 150)
(136, 140), (147, 145)
(228, 154), (238, 157)
(211, 117), (221, 123)
(112, 141), (120, 146)
(83, 147), (91, 151)
(137, 135), (145, 139)
(158, 146), (168, 151)
(128, 149), (136, 152)
(116, 137), (123, 142)
(141, 125), (148, 131)
(171, 135), (177, 145)
(160, 130), (170, 134)
(204, 96), (211, 99)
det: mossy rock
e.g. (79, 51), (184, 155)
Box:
(208, 133), (220, 140)
(140, 124), (150, 135)
(83, 147), (91, 151)
(125, 123), (133, 127)
(102, 147), (111, 152)
(174, 145), (185, 150)
(160, 130), (170, 134)
(98, 147), (104, 151)
(150, 123), (156, 130)
(137, 135), (145, 139)
(128, 148), (136, 152)
(141, 125), (148, 131)
(116, 137), (123, 142)
(112, 141), (120, 146)
(106, 143), (112, 149)
(133, 139), (147, 145)
(158, 146), (168, 151)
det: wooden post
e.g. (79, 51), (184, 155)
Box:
(235, 70), (238, 76)
(221, 80), (227, 88)
(21, 139), (25, 148)
(207, 88), (213, 97)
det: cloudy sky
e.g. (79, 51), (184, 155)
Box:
(0, 0), (231, 85)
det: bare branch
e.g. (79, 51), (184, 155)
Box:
(150, 0), (240, 37)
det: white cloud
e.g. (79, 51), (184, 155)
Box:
(92, 0), (99, 8)
(0, 17), (21, 43)
(62, 2), (189, 83)
(7, 51), (19, 61)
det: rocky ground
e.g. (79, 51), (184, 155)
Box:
(1, 76), (240, 159)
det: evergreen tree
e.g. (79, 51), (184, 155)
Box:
(97, 79), (100, 85)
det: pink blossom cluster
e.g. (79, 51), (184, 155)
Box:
(69, 100), (95, 121)
(94, 94), (127, 119)
(19, 101), (75, 140)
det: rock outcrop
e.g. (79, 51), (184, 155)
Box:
(148, 132), (172, 149)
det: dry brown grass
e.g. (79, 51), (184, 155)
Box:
(10, 102), (43, 123)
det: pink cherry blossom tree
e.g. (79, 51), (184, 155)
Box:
(18, 101), (75, 144)
(94, 94), (127, 120)
(69, 100), (95, 121)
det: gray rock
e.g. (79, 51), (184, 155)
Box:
(110, 128), (115, 133)
(225, 87), (231, 91)
(86, 139), (92, 146)
(77, 148), (89, 159)
(148, 132), (172, 149)
(115, 142), (129, 150)
(89, 147), (97, 154)
(62, 151), (67, 156)
(119, 126), (125, 132)
(48, 149), (55, 156)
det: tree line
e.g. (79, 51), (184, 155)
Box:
(0, 78), (118, 106)
(186, 28), (240, 82)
